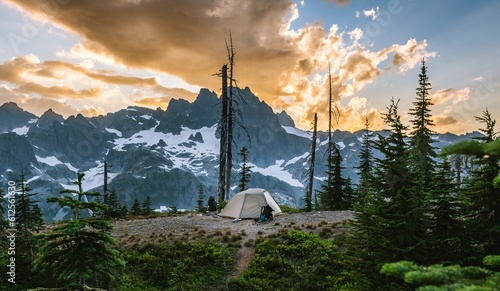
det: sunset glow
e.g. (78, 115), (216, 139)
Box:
(0, 0), (499, 133)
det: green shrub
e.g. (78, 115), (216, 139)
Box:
(232, 230), (343, 290)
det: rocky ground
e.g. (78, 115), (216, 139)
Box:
(112, 211), (354, 276)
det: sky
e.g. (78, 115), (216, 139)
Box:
(0, 0), (499, 134)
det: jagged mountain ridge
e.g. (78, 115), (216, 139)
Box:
(0, 88), (481, 221)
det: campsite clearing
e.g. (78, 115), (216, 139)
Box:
(112, 210), (352, 277)
(112, 210), (353, 248)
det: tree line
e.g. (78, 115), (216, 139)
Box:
(310, 59), (500, 289)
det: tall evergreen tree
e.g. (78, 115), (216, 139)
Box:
(318, 145), (346, 210)
(355, 118), (373, 206)
(408, 59), (436, 208)
(34, 172), (124, 290)
(15, 174), (43, 239)
(427, 158), (465, 264)
(458, 109), (499, 258)
(14, 174), (44, 285)
(237, 147), (252, 192)
(196, 184), (205, 213)
(347, 99), (425, 288)
(342, 177), (355, 210)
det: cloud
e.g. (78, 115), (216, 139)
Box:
(16, 82), (101, 99)
(134, 97), (171, 109)
(4, 0), (435, 131)
(430, 88), (471, 106)
(363, 7), (380, 20)
(434, 114), (457, 126)
(81, 105), (105, 117)
(0, 85), (79, 117)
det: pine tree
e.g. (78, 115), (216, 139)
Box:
(141, 196), (153, 216)
(355, 118), (373, 206)
(105, 188), (122, 218)
(34, 172), (124, 290)
(238, 147), (252, 192)
(346, 99), (425, 288)
(342, 177), (355, 210)
(427, 158), (465, 264)
(408, 59), (436, 211)
(318, 145), (346, 210)
(196, 184), (205, 213)
(456, 109), (499, 258)
(15, 174), (43, 238)
(12, 174), (44, 288)
(131, 198), (142, 216)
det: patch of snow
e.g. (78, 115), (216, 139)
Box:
(139, 115), (152, 120)
(126, 107), (138, 111)
(250, 160), (303, 187)
(154, 206), (172, 213)
(36, 156), (78, 172)
(12, 126), (29, 135)
(105, 128), (123, 137)
(28, 118), (38, 123)
(336, 141), (345, 150)
(285, 152), (309, 167)
(36, 156), (63, 166)
(282, 126), (311, 139)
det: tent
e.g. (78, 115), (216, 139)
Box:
(219, 188), (282, 219)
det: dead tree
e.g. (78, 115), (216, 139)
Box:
(225, 33), (235, 201)
(304, 113), (318, 212)
(216, 32), (249, 202)
(217, 64), (229, 202)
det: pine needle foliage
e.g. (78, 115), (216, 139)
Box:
(34, 172), (124, 290)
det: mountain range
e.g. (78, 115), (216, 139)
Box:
(0, 87), (481, 221)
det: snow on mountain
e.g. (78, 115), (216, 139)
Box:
(36, 155), (78, 172)
(282, 126), (311, 139)
(0, 87), (485, 221)
(105, 128), (123, 137)
(12, 126), (30, 135)
(249, 160), (304, 188)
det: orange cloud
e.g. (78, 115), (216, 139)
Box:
(134, 97), (171, 109)
(4, 0), (436, 131)
(430, 88), (471, 106)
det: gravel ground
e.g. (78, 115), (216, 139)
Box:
(112, 210), (354, 248)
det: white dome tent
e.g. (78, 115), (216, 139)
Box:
(219, 188), (282, 219)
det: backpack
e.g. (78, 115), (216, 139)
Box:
(255, 205), (274, 223)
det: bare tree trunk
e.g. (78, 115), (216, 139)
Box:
(225, 32), (235, 200)
(305, 113), (318, 212)
(327, 64), (334, 184)
(218, 64), (228, 202)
